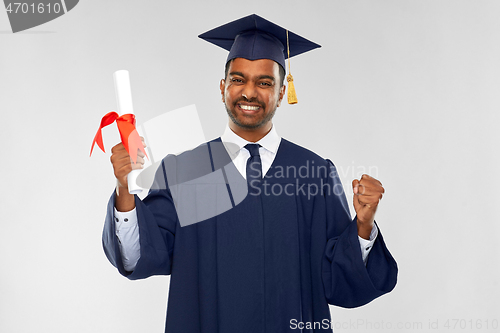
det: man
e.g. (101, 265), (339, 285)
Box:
(103, 14), (397, 333)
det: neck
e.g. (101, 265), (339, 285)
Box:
(228, 121), (272, 142)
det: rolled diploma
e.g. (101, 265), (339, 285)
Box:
(113, 70), (143, 194)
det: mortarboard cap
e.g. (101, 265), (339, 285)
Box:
(198, 14), (321, 71)
(198, 14), (321, 104)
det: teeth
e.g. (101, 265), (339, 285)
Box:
(240, 104), (259, 111)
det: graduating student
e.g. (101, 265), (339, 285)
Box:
(103, 14), (398, 333)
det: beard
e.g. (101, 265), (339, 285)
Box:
(225, 96), (277, 130)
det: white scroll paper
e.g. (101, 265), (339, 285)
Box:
(113, 70), (143, 194)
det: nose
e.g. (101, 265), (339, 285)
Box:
(241, 83), (257, 100)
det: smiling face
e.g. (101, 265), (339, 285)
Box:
(220, 58), (286, 140)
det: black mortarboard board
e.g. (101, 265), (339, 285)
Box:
(198, 14), (321, 71)
(198, 14), (321, 104)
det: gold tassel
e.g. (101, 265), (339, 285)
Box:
(286, 29), (297, 104)
(287, 74), (298, 104)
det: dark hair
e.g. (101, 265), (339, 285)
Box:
(224, 59), (285, 87)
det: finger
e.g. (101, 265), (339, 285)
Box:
(112, 152), (142, 170)
(356, 191), (383, 205)
(355, 183), (375, 196)
(130, 156), (145, 165)
(114, 158), (144, 182)
(357, 176), (381, 194)
(357, 195), (381, 207)
(116, 156), (145, 173)
(114, 163), (132, 180)
(356, 185), (384, 197)
(114, 158), (136, 172)
(360, 174), (383, 187)
(111, 141), (147, 156)
(112, 149), (146, 164)
(353, 188), (362, 212)
(352, 179), (360, 194)
(111, 152), (132, 166)
(358, 186), (384, 196)
(358, 182), (384, 195)
(357, 180), (384, 195)
(359, 177), (381, 188)
(128, 154), (145, 166)
(130, 161), (144, 170)
(111, 142), (126, 154)
(135, 146), (148, 159)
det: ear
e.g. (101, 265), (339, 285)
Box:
(277, 84), (286, 107)
(220, 79), (225, 102)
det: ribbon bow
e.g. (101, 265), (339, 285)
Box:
(90, 112), (147, 164)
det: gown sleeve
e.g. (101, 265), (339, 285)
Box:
(102, 157), (178, 280)
(321, 159), (398, 308)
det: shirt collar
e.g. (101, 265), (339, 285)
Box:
(221, 124), (281, 156)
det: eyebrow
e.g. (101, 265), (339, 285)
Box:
(256, 75), (275, 82)
(229, 71), (245, 77)
(229, 72), (276, 82)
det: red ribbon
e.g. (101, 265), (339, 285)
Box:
(90, 112), (147, 164)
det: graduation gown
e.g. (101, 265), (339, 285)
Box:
(102, 137), (398, 333)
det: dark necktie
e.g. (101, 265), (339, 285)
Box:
(245, 143), (262, 196)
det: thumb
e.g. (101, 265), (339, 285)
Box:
(352, 179), (362, 212)
(352, 179), (359, 194)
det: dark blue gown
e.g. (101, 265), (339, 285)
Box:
(102, 137), (398, 333)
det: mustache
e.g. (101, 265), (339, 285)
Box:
(233, 96), (266, 108)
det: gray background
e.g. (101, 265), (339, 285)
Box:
(1, 0), (499, 332)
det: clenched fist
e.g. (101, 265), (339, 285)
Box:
(352, 174), (384, 239)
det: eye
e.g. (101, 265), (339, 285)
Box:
(259, 81), (272, 87)
(231, 78), (243, 83)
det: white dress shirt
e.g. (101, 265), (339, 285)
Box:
(114, 124), (378, 271)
